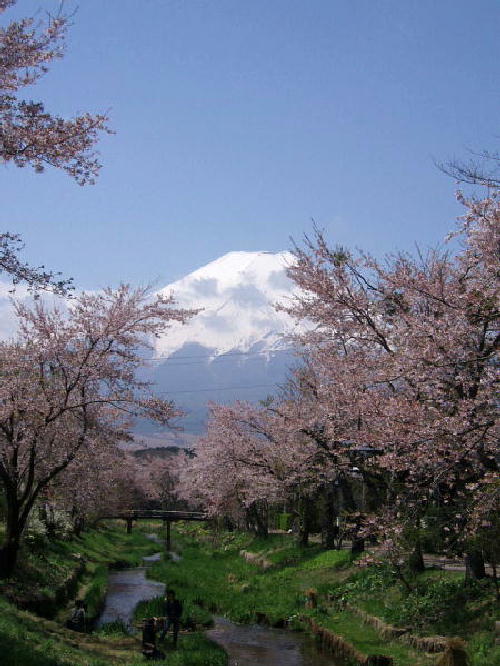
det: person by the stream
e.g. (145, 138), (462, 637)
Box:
(159, 589), (183, 647)
(66, 600), (86, 632)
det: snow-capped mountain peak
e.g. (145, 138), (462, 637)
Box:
(155, 250), (298, 359)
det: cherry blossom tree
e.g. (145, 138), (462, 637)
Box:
(175, 193), (497, 567)
(0, 0), (111, 293)
(439, 145), (500, 189)
(177, 391), (353, 542)
(283, 192), (499, 574)
(0, 232), (73, 295)
(176, 402), (280, 534)
(127, 452), (182, 510)
(0, 285), (196, 576)
(1, 0), (111, 182)
(50, 436), (139, 537)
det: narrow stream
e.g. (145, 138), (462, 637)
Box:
(207, 616), (342, 666)
(96, 559), (165, 628)
(96, 534), (342, 664)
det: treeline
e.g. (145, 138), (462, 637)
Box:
(175, 192), (499, 590)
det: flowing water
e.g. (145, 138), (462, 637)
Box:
(207, 616), (342, 666)
(96, 535), (342, 664)
(96, 562), (165, 628)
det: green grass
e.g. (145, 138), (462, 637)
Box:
(65, 524), (161, 567)
(82, 564), (109, 623)
(0, 595), (227, 665)
(2, 519), (496, 665)
(143, 523), (499, 666)
(158, 633), (227, 666)
(315, 608), (433, 666)
(135, 594), (214, 628)
(335, 560), (499, 665)
(0, 595), (128, 666)
(147, 527), (313, 625)
(468, 632), (500, 666)
(0, 523), (228, 665)
(96, 620), (130, 637)
(340, 563), (499, 633)
(144, 524), (432, 664)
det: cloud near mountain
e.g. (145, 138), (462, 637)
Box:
(136, 250), (302, 445)
(154, 250), (300, 360)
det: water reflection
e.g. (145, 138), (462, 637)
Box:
(96, 565), (165, 628)
(207, 616), (342, 666)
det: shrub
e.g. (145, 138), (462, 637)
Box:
(468, 632), (500, 666)
(384, 578), (488, 632)
(341, 561), (394, 596)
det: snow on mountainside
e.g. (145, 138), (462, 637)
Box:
(137, 251), (301, 446)
(154, 250), (299, 359)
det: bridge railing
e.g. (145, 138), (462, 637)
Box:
(100, 510), (208, 521)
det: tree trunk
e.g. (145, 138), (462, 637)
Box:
(298, 524), (309, 547)
(351, 535), (365, 554)
(0, 495), (22, 578)
(338, 475), (357, 512)
(73, 515), (85, 538)
(223, 516), (235, 532)
(0, 474), (47, 578)
(41, 502), (57, 539)
(491, 561), (499, 601)
(408, 540), (425, 573)
(322, 483), (337, 550)
(298, 496), (314, 547)
(464, 549), (486, 580)
(0, 536), (20, 578)
(247, 502), (268, 538)
(255, 505), (268, 538)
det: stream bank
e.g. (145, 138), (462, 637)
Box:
(100, 539), (340, 665)
(96, 537), (228, 665)
(1, 523), (159, 622)
(0, 524), (170, 665)
(207, 616), (341, 666)
(1, 523), (228, 665)
(97, 563), (165, 628)
(97, 534), (165, 629)
(144, 523), (440, 666)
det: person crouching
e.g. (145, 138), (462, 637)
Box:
(142, 617), (165, 661)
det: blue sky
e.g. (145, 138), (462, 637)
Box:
(2, 0), (499, 290)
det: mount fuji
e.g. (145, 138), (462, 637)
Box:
(138, 251), (301, 447)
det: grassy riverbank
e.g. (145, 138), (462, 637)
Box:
(0, 523), (227, 665)
(1, 522), (497, 665)
(1, 523), (159, 620)
(145, 523), (499, 666)
(0, 594), (226, 666)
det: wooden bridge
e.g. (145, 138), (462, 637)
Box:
(101, 509), (208, 550)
